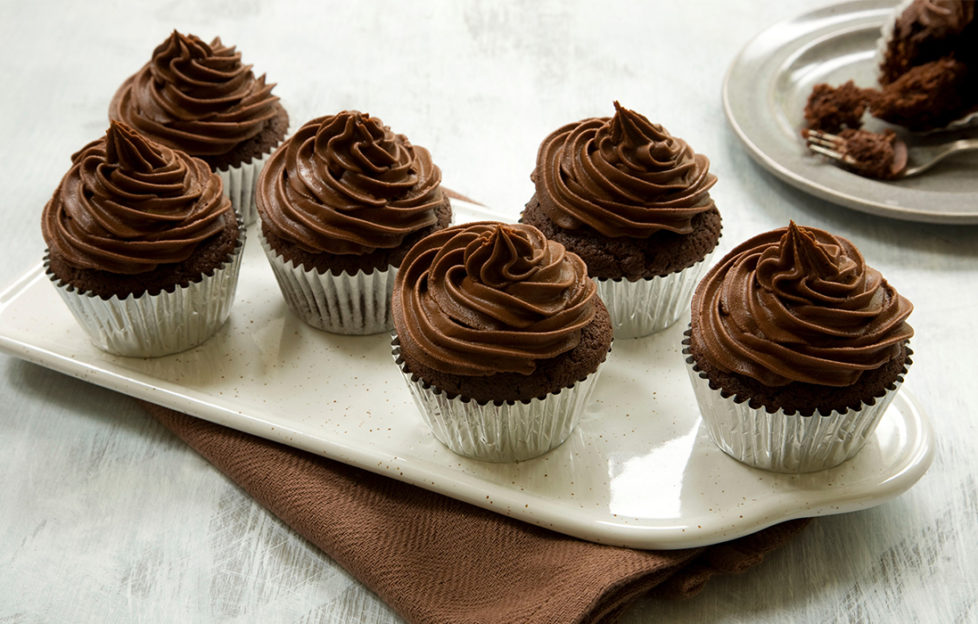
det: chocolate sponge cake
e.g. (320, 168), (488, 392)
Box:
(803, 0), (978, 137)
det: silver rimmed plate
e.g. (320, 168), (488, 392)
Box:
(723, 0), (978, 224)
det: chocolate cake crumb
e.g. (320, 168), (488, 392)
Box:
(871, 58), (973, 131)
(837, 129), (902, 180)
(803, 81), (869, 134)
(520, 201), (721, 281)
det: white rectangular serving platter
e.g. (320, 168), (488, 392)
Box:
(0, 200), (933, 549)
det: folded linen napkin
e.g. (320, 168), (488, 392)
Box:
(142, 402), (809, 624)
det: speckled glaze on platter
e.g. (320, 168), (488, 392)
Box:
(723, 0), (978, 224)
(0, 200), (933, 549)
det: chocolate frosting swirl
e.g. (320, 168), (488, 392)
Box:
(257, 111), (444, 255)
(691, 223), (913, 387)
(109, 31), (280, 156)
(533, 101), (717, 238)
(393, 222), (597, 376)
(42, 121), (231, 274)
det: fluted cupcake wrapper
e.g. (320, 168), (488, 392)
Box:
(45, 230), (244, 358)
(683, 338), (906, 473)
(392, 338), (602, 462)
(595, 249), (715, 339)
(217, 149), (274, 227)
(873, 0), (978, 133)
(259, 230), (395, 335)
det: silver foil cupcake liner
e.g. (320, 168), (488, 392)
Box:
(217, 149), (274, 227)
(683, 335), (908, 473)
(259, 229), (395, 335)
(595, 249), (715, 339)
(873, 0), (978, 133)
(392, 337), (602, 462)
(45, 228), (245, 358)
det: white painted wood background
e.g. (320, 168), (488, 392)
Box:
(1, 0), (976, 621)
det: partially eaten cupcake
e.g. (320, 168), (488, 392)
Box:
(685, 222), (913, 472)
(875, 0), (977, 130)
(805, 0), (977, 135)
(802, 0), (977, 179)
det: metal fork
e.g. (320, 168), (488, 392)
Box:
(806, 130), (978, 179)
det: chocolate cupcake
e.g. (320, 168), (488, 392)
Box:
(256, 110), (452, 335)
(521, 102), (721, 338)
(685, 222), (913, 472)
(391, 221), (613, 462)
(109, 31), (288, 224)
(42, 121), (244, 357)
(874, 0), (978, 131)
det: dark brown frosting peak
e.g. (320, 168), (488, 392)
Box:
(534, 102), (717, 238)
(393, 222), (597, 376)
(109, 31), (280, 156)
(42, 122), (231, 275)
(104, 120), (168, 172)
(257, 111), (444, 255)
(691, 223), (913, 387)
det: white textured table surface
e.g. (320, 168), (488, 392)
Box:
(2, 1), (976, 622)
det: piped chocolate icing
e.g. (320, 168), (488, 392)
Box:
(42, 121), (232, 276)
(392, 222), (598, 377)
(257, 111), (445, 256)
(691, 223), (913, 387)
(532, 101), (717, 239)
(109, 31), (282, 158)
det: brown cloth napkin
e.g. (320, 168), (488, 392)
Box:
(143, 402), (809, 624)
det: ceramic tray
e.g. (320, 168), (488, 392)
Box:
(723, 0), (978, 224)
(0, 200), (934, 549)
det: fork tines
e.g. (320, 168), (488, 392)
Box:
(804, 130), (853, 164)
